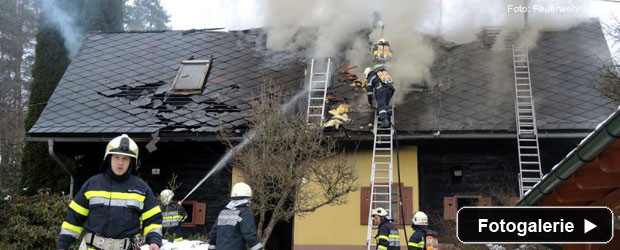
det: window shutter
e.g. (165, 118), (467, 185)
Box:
(443, 196), (457, 220)
(361, 187), (371, 225)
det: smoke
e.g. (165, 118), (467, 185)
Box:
(221, 0), (593, 105)
(42, 0), (83, 58)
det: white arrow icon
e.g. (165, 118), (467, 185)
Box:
(584, 219), (597, 234)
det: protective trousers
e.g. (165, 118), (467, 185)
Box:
(375, 85), (395, 121)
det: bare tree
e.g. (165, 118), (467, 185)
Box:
(221, 80), (358, 243)
(596, 16), (620, 104)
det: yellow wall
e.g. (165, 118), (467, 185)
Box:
(294, 146), (419, 247)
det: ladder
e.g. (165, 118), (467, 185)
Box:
(306, 58), (332, 127)
(366, 108), (395, 250)
(511, 46), (543, 197)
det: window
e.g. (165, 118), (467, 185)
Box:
(443, 195), (491, 220)
(171, 60), (211, 94)
(360, 184), (413, 226)
(181, 200), (206, 227)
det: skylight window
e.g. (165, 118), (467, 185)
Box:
(171, 60), (211, 94)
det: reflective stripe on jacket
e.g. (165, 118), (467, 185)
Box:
(375, 218), (400, 250)
(58, 172), (163, 249)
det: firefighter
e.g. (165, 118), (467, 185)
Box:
(365, 65), (395, 128)
(207, 182), (263, 250)
(159, 189), (187, 237)
(371, 38), (393, 63)
(371, 207), (400, 250)
(408, 211), (438, 250)
(57, 134), (162, 250)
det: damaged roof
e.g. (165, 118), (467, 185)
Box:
(28, 29), (304, 139)
(333, 20), (616, 137)
(29, 20), (616, 141)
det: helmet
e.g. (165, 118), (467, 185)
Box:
(160, 189), (174, 205)
(231, 182), (252, 198)
(104, 134), (139, 160)
(412, 211), (428, 225)
(378, 38), (388, 44)
(364, 67), (372, 78)
(371, 207), (389, 217)
(373, 64), (386, 71)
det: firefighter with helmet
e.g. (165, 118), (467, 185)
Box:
(208, 182), (263, 250)
(408, 211), (438, 249)
(159, 189), (187, 237)
(365, 65), (395, 128)
(57, 134), (163, 250)
(371, 207), (400, 250)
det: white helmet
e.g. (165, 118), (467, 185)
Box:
(412, 211), (428, 225)
(371, 207), (389, 217)
(160, 189), (174, 205)
(231, 182), (252, 198)
(378, 38), (388, 44)
(364, 67), (372, 78)
(104, 134), (139, 160)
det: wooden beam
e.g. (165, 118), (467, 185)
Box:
(555, 178), (609, 203)
(540, 192), (590, 206)
(575, 165), (620, 189)
(590, 189), (620, 210)
(600, 139), (620, 173)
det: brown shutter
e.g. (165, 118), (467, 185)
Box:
(195, 202), (206, 225)
(443, 196), (457, 220)
(361, 186), (371, 225)
(402, 186), (413, 225)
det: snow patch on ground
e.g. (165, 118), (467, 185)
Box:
(141, 240), (209, 250)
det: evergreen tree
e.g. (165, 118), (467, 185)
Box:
(125, 0), (170, 31)
(0, 0), (39, 194)
(20, 0), (125, 194)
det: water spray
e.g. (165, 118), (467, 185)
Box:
(179, 78), (312, 203)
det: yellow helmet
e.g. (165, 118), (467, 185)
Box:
(160, 189), (174, 205)
(104, 134), (139, 160)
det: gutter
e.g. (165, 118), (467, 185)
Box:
(47, 139), (74, 197)
(517, 106), (620, 206)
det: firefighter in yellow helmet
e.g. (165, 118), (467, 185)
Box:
(371, 207), (400, 250)
(159, 189), (187, 237)
(408, 211), (438, 250)
(57, 134), (163, 250)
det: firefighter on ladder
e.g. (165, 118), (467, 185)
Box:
(371, 38), (393, 63)
(57, 134), (163, 250)
(365, 65), (395, 128)
(408, 211), (439, 250)
(371, 207), (400, 250)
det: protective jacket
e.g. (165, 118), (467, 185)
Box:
(161, 202), (187, 234)
(57, 168), (163, 249)
(375, 217), (400, 250)
(208, 199), (263, 250)
(408, 225), (438, 249)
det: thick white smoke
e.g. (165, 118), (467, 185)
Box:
(42, 0), (83, 58)
(219, 0), (593, 105)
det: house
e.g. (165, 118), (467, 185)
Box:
(27, 19), (616, 249)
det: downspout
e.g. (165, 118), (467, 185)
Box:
(47, 139), (74, 197)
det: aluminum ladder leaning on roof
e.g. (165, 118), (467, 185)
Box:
(306, 58), (332, 127)
(366, 108), (395, 250)
(512, 45), (543, 197)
